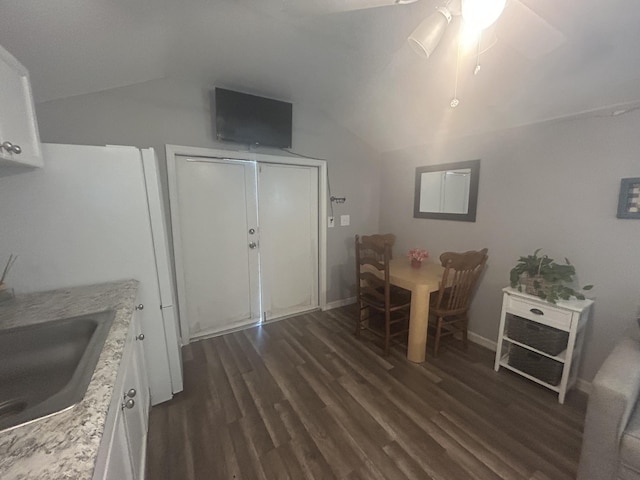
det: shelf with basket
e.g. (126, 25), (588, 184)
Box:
(494, 287), (593, 404)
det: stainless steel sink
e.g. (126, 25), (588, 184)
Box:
(0, 310), (115, 432)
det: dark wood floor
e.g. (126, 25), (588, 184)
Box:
(146, 306), (587, 480)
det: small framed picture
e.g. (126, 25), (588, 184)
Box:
(617, 177), (640, 219)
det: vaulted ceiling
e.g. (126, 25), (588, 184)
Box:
(2, 0), (640, 152)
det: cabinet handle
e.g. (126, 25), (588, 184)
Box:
(1, 141), (21, 154)
(135, 304), (144, 310)
(530, 308), (544, 315)
(136, 333), (145, 341)
(122, 398), (135, 409)
(126, 388), (137, 398)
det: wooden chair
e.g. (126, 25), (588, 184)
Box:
(355, 234), (411, 356)
(360, 234), (409, 296)
(429, 248), (488, 357)
(360, 233), (396, 259)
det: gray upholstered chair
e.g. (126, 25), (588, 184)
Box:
(577, 329), (640, 480)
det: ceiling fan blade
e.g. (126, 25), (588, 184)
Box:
(496, 0), (565, 59)
(282, 0), (411, 16)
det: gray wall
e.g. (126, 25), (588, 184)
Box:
(379, 109), (640, 382)
(31, 75), (640, 382)
(35, 78), (381, 304)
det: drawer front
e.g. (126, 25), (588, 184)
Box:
(506, 295), (572, 330)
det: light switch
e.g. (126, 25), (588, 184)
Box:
(328, 216), (335, 228)
(340, 214), (350, 226)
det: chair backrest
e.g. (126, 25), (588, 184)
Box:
(360, 233), (396, 259)
(432, 248), (488, 314)
(355, 234), (393, 306)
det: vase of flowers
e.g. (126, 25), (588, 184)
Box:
(407, 248), (429, 268)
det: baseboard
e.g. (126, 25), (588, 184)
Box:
(467, 331), (497, 351)
(575, 378), (592, 395)
(324, 296), (356, 310)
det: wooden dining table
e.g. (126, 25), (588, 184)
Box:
(387, 258), (444, 363)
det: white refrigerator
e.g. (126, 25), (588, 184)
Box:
(0, 143), (183, 404)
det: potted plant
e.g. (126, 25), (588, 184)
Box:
(509, 249), (593, 304)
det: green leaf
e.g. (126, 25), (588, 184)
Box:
(509, 269), (519, 287)
(582, 285), (594, 290)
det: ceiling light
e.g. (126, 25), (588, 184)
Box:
(461, 0), (506, 31)
(408, 6), (453, 59)
(396, 0), (419, 4)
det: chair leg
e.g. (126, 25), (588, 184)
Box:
(434, 317), (443, 357)
(462, 315), (468, 350)
(355, 303), (364, 337)
(384, 312), (391, 356)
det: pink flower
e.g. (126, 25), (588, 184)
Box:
(407, 248), (429, 262)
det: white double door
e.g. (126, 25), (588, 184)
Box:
(174, 156), (319, 340)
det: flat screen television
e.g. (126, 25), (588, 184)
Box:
(214, 87), (292, 148)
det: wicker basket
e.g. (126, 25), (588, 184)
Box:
(523, 274), (551, 296)
(508, 345), (563, 386)
(507, 315), (568, 356)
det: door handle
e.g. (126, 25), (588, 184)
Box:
(249, 242), (257, 249)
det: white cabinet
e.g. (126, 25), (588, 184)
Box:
(122, 309), (149, 480)
(0, 45), (43, 169)
(494, 287), (593, 404)
(95, 306), (150, 480)
(103, 407), (134, 480)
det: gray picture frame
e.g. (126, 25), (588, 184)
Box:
(413, 159), (480, 222)
(617, 177), (640, 219)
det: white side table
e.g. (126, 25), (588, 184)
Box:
(494, 287), (593, 403)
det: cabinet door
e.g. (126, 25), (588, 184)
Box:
(0, 45), (42, 168)
(122, 314), (149, 480)
(103, 407), (135, 480)
(133, 317), (150, 431)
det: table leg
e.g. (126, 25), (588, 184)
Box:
(407, 284), (430, 363)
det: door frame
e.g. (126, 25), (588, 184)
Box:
(166, 144), (327, 344)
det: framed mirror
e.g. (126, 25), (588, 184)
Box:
(413, 159), (480, 222)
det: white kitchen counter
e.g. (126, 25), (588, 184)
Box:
(0, 280), (139, 479)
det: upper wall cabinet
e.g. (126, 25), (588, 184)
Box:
(0, 45), (43, 169)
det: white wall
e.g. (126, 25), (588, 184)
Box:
(34, 78), (381, 304)
(379, 109), (640, 382)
